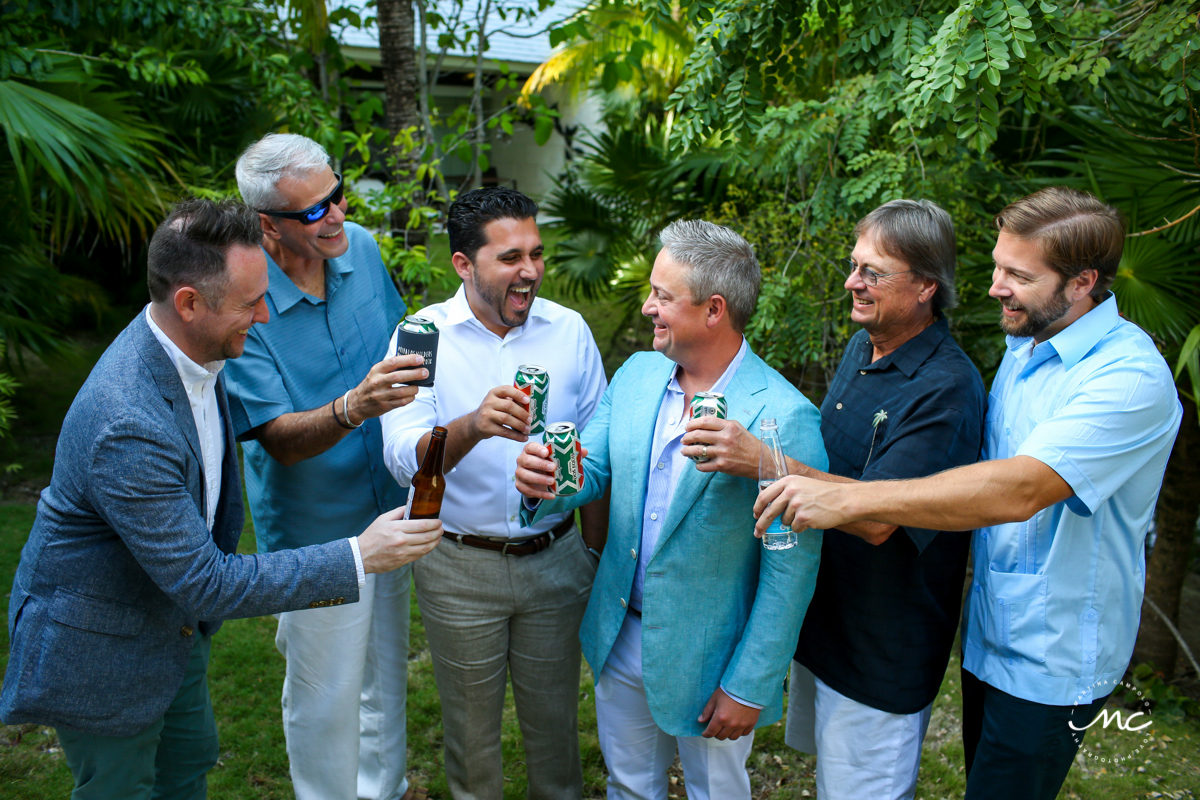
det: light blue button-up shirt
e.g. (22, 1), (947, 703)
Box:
(963, 294), (1182, 705)
(630, 338), (748, 611)
(224, 222), (407, 553)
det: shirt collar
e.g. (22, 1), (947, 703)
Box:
(263, 248), (355, 314)
(859, 317), (950, 378)
(144, 306), (224, 386)
(439, 283), (554, 336)
(666, 337), (749, 394)
(1005, 293), (1120, 370)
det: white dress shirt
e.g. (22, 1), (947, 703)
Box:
(381, 286), (608, 538)
(145, 306), (225, 531)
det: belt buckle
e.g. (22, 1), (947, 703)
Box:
(501, 540), (519, 557)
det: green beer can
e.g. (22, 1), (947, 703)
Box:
(544, 422), (584, 496)
(514, 365), (549, 435)
(689, 391), (727, 462)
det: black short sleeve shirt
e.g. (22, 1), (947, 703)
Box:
(794, 318), (986, 714)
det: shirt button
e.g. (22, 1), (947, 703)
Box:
(511, 475), (517, 482)
(340, 347), (345, 355)
(630, 549), (637, 559)
(1006, 427), (1011, 436)
(836, 403), (843, 410)
(509, 514), (516, 522)
(859, 370), (866, 375)
(180, 625), (194, 637)
(657, 462), (665, 470)
(650, 512), (658, 521)
(620, 598), (627, 608)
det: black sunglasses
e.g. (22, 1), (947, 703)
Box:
(258, 173), (344, 224)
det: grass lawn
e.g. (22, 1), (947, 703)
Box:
(2, 271), (1200, 798)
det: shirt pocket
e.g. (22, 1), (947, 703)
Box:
(981, 567), (1047, 664)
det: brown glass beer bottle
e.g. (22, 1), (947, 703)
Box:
(408, 426), (448, 519)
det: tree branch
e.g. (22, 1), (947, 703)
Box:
(1144, 596), (1200, 678)
(1127, 203), (1200, 237)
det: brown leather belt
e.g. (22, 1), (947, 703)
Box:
(445, 516), (575, 557)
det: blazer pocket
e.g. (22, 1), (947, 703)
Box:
(50, 588), (146, 637)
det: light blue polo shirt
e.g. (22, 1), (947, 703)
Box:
(224, 222), (407, 552)
(963, 294), (1182, 705)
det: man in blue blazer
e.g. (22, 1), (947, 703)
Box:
(517, 220), (826, 799)
(0, 198), (442, 800)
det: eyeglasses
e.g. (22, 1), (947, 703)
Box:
(258, 173), (344, 224)
(844, 258), (912, 286)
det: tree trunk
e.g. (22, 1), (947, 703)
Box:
(377, 0), (421, 165)
(1134, 395), (1200, 678)
(377, 0), (426, 244)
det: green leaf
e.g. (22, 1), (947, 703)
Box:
(534, 115), (554, 146)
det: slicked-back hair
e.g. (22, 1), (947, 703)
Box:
(853, 199), (958, 314)
(994, 187), (1126, 300)
(658, 220), (760, 332)
(447, 187), (539, 264)
(147, 197), (263, 306)
(235, 133), (331, 211)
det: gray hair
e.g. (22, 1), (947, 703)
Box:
(235, 133), (331, 211)
(658, 220), (761, 332)
(853, 199), (957, 313)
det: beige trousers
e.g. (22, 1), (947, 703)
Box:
(413, 525), (597, 800)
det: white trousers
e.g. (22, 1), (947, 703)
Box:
(276, 567), (411, 800)
(785, 661), (931, 800)
(595, 613), (754, 800)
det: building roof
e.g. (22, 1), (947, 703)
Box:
(335, 0), (586, 66)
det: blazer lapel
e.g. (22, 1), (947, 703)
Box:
(652, 352), (769, 560)
(621, 356), (674, 521)
(133, 313), (206, 500)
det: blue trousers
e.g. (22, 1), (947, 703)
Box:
(58, 633), (220, 800)
(961, 667), (1109, 800)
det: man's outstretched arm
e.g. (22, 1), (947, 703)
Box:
(754, 455), (1073, 536)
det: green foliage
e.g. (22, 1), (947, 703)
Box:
(342, 126), (447, 310)
(0, 341), (19, 476)
(1126, 663), (1200, 720)
(542, 120), (732, 309)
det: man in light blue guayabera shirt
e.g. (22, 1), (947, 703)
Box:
(758, 187), (1182, 800)
(0, 198), (441, 800)
(517, 220), (826, 800)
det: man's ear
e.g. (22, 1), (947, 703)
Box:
(174, 286), (206, 323)
(451, 252), (474, 283)
(258, 213), (281, 242)
(1068, 268), (1100, 302)
(705, 294), (728, 329)
(917, 277), (939, 306)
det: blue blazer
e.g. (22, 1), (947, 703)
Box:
(0, 313), (359, 736)
(529, 349), (826, 736)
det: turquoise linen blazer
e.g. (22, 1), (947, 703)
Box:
(527, 348), (826, 737)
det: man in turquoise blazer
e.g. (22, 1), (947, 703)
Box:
(517, 220), (825, 799)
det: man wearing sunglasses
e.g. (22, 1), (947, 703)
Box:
(224, 134), (430, 800)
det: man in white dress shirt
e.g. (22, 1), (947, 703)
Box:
(381, 187), (609, 800)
